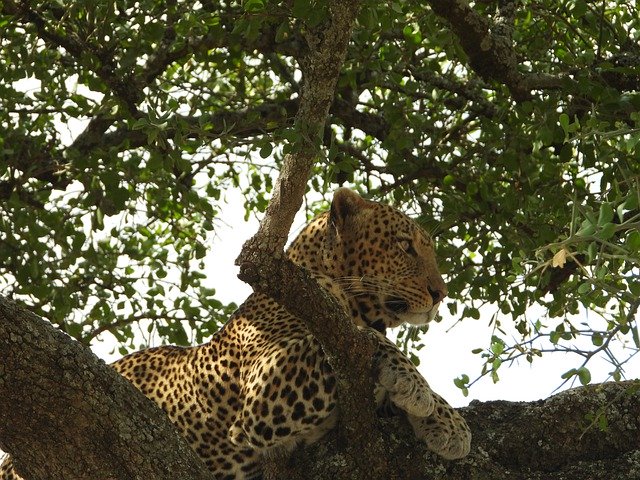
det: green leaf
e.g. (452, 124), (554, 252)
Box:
(596, 222), (616, 240)
(573, 0), (588, 17)
(577, 367), (591, 386)
(597, 203), (614, 226)
(591, 332), (603, 346)
(627, 230), (640, 252)
(576, 219), (596, 236)
(243, 0), (264, 12)
(624, 193), (639, 211)
(490, 339), (504, 355)
(598, 412), (609, 432)
(143, 22), (165, 42)
(292, 0), (309, 17)
(632, 325), (640, 349)
(578, 282), (591, 294)
(259, 142), (273, 159)
(559, 113), (570, 134)
(453, 374), (470, 396)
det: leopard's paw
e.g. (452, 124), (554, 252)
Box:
(407, 396), (471, 460)
(379, 367), (435, 417)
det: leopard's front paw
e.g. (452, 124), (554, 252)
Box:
(378, 367), (435, 418)
(407, 394), (471, 460)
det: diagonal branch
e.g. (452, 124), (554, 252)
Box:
(235, 2), (394, 478)
(426, 0), (530, 100)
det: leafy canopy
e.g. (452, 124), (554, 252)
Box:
(0, 0), (638, 389)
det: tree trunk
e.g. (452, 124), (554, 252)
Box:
(0, 296), (213, 480)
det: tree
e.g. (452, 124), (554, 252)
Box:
(1, 0), (639, 478)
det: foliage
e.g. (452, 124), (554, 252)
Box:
(0, 0), (638, 388)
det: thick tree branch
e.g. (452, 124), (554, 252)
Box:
(425, 0), (530, 100)
(0, 296), (214, 480)
(235, 2), (397, 478)
(275, 380), (640, 479)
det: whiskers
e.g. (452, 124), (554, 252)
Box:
(332, 276), (427, 302)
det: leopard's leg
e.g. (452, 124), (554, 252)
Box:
(362, 328), (471, 459)
(406, 391), (472, 460)
(363, 328), (435, 418)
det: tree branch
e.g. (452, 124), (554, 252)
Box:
(276, 380), (640, 479)
(235, 2), (396, 478)
(0, 100), (299, 199)
(0, 296), (214, 480)
(425, 0), (530, 100)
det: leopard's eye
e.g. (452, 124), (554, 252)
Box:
(398, 237), (416, 255)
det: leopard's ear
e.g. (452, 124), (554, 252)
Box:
(328, 188), (369, 232)
(323, 189), (369, 273)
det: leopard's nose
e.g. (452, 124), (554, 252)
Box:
(428, 287), (446, 304)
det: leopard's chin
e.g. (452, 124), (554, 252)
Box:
(396, 302), (440, 327)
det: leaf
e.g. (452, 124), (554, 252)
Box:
(243, 0), (264, 12)
(552, 248), (568, 268)
(453, 374), (470, 397)
(632, 325), (640, 349)
(577, 367), (591, 386)
(597, 203), (614, 226)
(490, 340), (504, 355)
(596, 222), (616, 240)
(292, 0), (310, 19)
(559, 113), (570, 135)
(443, 174), (456, 186)
(627, 230), (640, 252)
(576, 219), (596, 236)
(573, 0), (588, 17)
(578, 282), (591, 294)
(591, 332), (603, 346)
(259, 142), (273, 159)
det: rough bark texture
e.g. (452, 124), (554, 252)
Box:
(235, 1), (392, 478)
(0, 296), (214, 480)
(244, 1), (364, 253)
(269, 380), (640, 480)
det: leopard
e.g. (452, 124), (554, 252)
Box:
(0, 188), (471, 480)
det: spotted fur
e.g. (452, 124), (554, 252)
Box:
(0, 188), (470, 479)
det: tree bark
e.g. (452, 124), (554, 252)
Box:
(269, 380), (640, 480)
(235, 1), (393, 478)
(0, 296), (213, 480)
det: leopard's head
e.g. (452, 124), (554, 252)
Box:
(288, 188), (447, 332)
